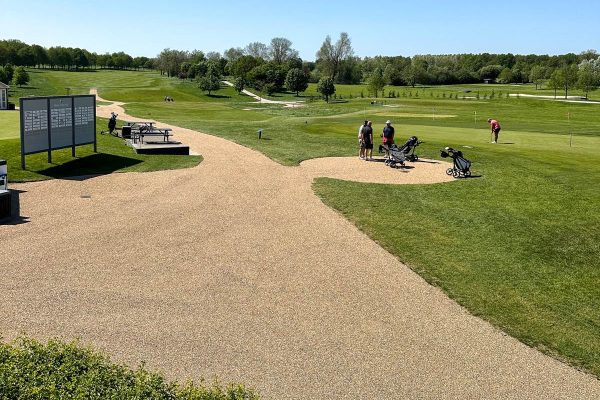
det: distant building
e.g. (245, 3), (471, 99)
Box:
(0, 82), (8, 110)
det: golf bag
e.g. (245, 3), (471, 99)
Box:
(440, 147), (471, 178)
(398, 136), (422, 162)
(107, 112), (118, 135)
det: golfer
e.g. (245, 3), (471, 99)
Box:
(488, 118), (501, 143)
(361, 121), (374, 160)
(382, 120), (395, 159)
(358, 120), (368, 159)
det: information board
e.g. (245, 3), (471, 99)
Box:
(21, 98), (49, 154)
(20, 95), (96, 168)
(49, 97), (73, 149)
(74, 96), (96, 145)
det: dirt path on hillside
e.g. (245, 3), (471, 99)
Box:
(1, 91), (599, 399)
(222, 80), (304, 108)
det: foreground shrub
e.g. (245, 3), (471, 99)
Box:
(0, 337), (258, 400)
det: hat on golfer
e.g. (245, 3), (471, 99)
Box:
(386, 120), (392, 124)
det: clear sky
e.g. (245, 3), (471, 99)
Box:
(2, 0), (599, 60)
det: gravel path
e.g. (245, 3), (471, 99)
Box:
(222, 80), (304, 107)
(1, 93), (599, 399)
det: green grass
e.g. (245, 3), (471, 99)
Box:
(0, 110), (20, 140)
(1, 117), (201, 182)
(313, 125), (600, 375)
(4, 69), (600, 378)
(0, 336), (259, 399)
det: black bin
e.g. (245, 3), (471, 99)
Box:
(122, 125), (132, 139)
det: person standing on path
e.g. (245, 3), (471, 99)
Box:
(358, 120), (368, 159)
(488, 118), (501, 143)
(382, 120), (395, 159)
(361, 121), (374, 160)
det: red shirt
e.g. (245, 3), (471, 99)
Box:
(490, 120), (500, 130)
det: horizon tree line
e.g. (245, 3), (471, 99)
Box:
(1, 38), (599, 99)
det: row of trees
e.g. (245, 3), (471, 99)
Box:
(0, 40), (152, 70)
(2, 37), (600, 100)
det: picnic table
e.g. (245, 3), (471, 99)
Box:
(126, 121), (173, 144)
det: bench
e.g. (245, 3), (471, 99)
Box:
(132, 128), (173, 144)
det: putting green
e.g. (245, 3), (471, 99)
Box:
(0, 111), (20, 140)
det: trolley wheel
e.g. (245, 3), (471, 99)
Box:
(453, 169), (460, 178)
(465, 170), (471, 177)
(446, 168), (454, 176)
(413, 155), (419, 162)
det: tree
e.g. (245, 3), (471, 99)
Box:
(367, 68), (385, 98)
(497, 67), (513, 83)
(223, 47), (244, 62)
(229, 55), (261, 79)
(245, 42), (268, 59)
(316, 32), (353, 81)
(577, 60), (599, 99)
(1, 64), (14, 83)
(198, 66), (221, 95)
(561, 64), (579, 98)
(0, 66), (9, 84)
(529, 65), (546, 89)
(548, 69), (562, 99)
(316, 77), (335, 102)
(401, 64), (425, 87)
(285, 68), (309, 96)
(12, 66), (29, 87)
(233, 77), (245, 94)
(478, 64), (503, 81)
(268, 37), (298, 64)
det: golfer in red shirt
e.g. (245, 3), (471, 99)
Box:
(488, 118), (501, 143)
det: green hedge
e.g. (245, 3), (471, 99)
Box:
(0, 337), (258, 400)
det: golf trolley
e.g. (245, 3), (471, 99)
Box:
(398, 136), (422, 162)
(440, 147), (471, 178)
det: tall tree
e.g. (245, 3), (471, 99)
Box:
(548, 69), (562, 99)
(316, 32), (354, 81)
(402, 64), (425, 87)
(367, 68), (385, 98)
(316, 77), (335, 102)
(268, 37), (297, 64)
(577, 60), (599, 99)
(223, 47), (244, 62)
(285, 68), (309, 96)
(497, 67), (513, 83)
(561, 64), (579, 98)
(529, 65), (546, 89)
(245, 42), (268, 59)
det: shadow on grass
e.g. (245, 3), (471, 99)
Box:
(207, 94), (231, 99)
(38, 153), (142, 180)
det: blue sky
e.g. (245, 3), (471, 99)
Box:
(2, 0), (599, 59)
